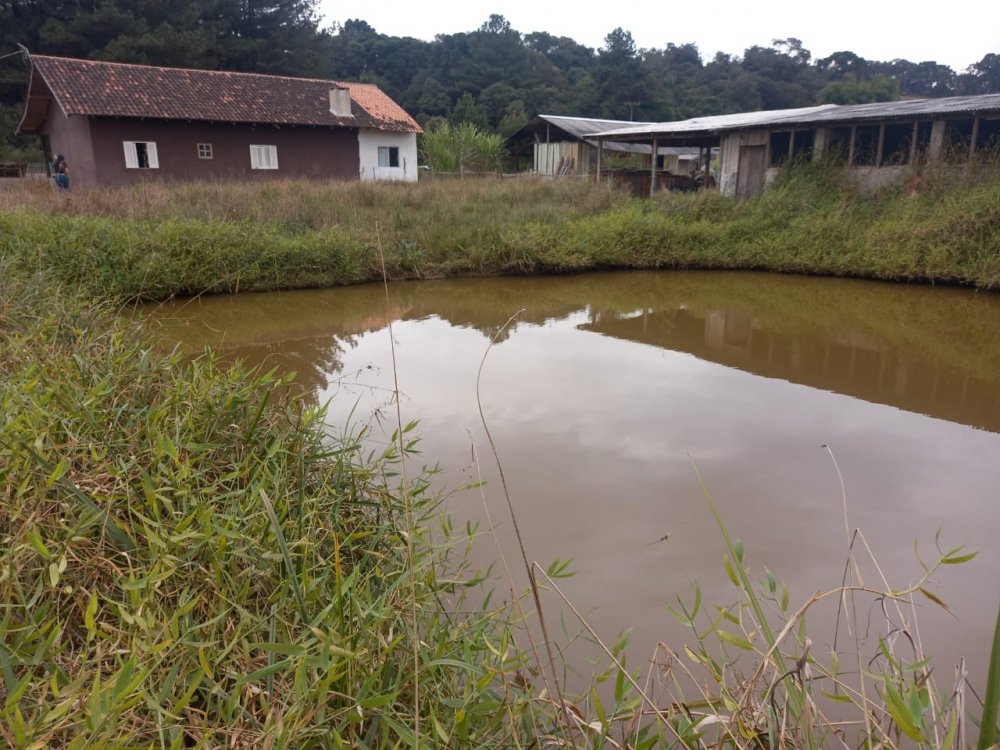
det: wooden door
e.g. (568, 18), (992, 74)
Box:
(736, 144), (766, 199)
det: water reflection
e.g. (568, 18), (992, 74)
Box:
(145, 272), (1000, 434)
(583, 305), (1000, 433)
(140, 271), (1000, 696)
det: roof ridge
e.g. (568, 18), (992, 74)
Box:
(541, 113), (641, 124)
(31, 54), (353, 88)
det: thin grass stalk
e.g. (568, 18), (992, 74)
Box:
(469, 441), (545, 741)
(258, 487), (309, 625)
(980, 603), (1000, 750)
(376, 226), (421, 748)
(689, 460), (782, 653)
(474, 309), (579, 745)
(825, 443), (875, 744)
(531, 565), (692, 746)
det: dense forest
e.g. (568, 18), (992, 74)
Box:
(1, 0), (999, 160)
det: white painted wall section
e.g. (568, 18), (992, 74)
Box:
(358, 129), (418, 182)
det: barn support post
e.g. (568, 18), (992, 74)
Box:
(875, 124), (885, 167)
(968, 116), (980, 165)
(650, 137), (659, 196)
(596, 138), (603, 185)
(909, 122), (919, 165)
(928, 120), (946, 164)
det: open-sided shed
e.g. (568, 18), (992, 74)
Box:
(506, 114), (699, 177)
(590, 95), (1000, 198)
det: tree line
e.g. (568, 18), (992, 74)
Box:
(1, 1), (998, 160)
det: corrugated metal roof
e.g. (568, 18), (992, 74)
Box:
(592, 95), (1000, 139)
(775, 93), (1000, 125)
(537, 114), (700, 155)
(589, 105), (837, 138)
(538, 114), (646, 139)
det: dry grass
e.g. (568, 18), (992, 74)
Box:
(0, 176), (622, 231)
(3, 167), (1000, 301)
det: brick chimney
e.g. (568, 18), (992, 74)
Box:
(329, 87), (353, 117)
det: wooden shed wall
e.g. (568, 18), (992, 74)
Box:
(718, 130), (768, 197)
(534, 142), (588, 176)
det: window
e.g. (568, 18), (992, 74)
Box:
(769, 131), (792, 167)
(197, 143), (213, 160)
(123, 141), (159, 169)
(826, 127), (852, 164)
(943, 119), (974, 163)
(791, 129), (815, 160)
(378, 146), (399, 168)
(852, 126), (879, 166)
(881, 123), (913, 166)
(770, 130), (815, 167)
(976, 118), (1000, 161)
(250, 144), (278, 170)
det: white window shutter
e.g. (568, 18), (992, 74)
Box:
(250, 145), (277, 170)
(146, 142), (159, 169)
(123, 141), (138, 169)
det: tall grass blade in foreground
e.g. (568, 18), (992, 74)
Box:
(981, 603), (1000, 750)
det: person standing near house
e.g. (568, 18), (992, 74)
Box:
(51, 154), (69, 191)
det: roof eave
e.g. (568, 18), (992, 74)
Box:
(15, 63), (58, 135)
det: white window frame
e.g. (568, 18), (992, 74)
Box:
(377, 146), (400, 168)
(250, 144), (278, 170)
(197, 143), (213, 160)
(123, 141), (159, 169)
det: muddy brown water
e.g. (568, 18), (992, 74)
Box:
(142, 270), (1000, 700)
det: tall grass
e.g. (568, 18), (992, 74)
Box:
(0, 270), (546, 748)
(2, 166), (999, 301)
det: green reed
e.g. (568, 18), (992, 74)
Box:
(0, 271), (544, 748)
(2, 166), (999, 302)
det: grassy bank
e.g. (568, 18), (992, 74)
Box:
(1, 165), (999, 300)
(0, 271), (546, 748)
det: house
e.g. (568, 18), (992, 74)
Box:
(589, 95), (1000, 198)
(506, 114), (700, 178)
(16, 54), (422, 187)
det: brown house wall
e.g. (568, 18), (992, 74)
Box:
(43, 103), (97, 185)
(78, 119), (359, 186)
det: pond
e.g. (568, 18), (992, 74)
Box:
(142, 270), (1000, 697)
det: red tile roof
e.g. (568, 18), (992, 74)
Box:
(28, 55), (421, 133)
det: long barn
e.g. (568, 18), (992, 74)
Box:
(590, 95), (1000, 198)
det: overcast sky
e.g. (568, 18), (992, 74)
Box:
(318, 0), (998, 72)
